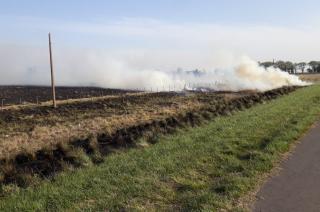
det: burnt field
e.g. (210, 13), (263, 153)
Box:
(0, 86), (136, 106)
(0, 86), (299, 187)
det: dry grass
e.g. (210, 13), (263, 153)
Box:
(0, 92), (218, 159)
(0, 87), (297, 162)
(299, 73), (320, 83)
(0, 85), (317, 211)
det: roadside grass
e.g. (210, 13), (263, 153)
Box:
(1, 85), (320, 211)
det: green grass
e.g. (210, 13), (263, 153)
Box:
(1, 85), (320, 211)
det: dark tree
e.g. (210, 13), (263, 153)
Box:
(260, 61), (275, 68)
(309, 61), (320, 73)
(296, 62), (307, 74)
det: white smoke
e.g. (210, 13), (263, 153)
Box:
(232, 56), (309, 91)
(162, 56), (309, 92)
(0, 46), (309, 91)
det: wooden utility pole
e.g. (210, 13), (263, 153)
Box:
(48, 33), (57, 108)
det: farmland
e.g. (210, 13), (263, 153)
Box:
(4, 1), (320, 211)
(0, 86), (296, 184)
(0, 86), (135, 106)
(0, 85), (319, 211)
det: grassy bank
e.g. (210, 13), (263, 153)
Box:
(1, 85), (320, 211)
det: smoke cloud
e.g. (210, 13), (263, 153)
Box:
(0, 46), (309, 91)
(167, 56), (309, 91)
(231, 56), (309, 91)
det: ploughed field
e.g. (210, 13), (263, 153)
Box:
(0, 86), (135, 106)
(0, 86), (297, 186)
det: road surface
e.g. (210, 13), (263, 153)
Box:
(253, 122), (320, 212)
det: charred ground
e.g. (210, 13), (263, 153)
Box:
(0, 86), (298, 187)
(0, 86), (136, 106)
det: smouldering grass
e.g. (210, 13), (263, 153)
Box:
(1, 85), (320, 211)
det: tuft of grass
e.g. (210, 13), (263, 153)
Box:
(65, 148), (93, 168)
(0, 85), (320, 211)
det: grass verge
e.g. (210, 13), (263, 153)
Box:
(1, 85), (320, 211)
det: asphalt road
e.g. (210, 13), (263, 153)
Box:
(253, 122), (320, 212)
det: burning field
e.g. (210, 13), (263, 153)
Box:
(0, 86), (135, 106)
(0, 86), (298, 186)
(3, 1), (320, 210)
(0, 55), (314, 210)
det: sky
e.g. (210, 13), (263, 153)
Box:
(0, 0), (319, 86)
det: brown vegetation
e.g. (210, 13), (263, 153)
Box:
(0, 86), (298, 187)
(299, 73), (320, 83)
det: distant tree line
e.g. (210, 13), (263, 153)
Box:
(259, 61), (320, 74)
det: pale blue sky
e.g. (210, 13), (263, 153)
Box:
(0, 0), (319, 86)
(0, 0), (316, 25)
(0, 0), (318, 48)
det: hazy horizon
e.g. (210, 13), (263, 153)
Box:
(0, 0), (318, 88)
